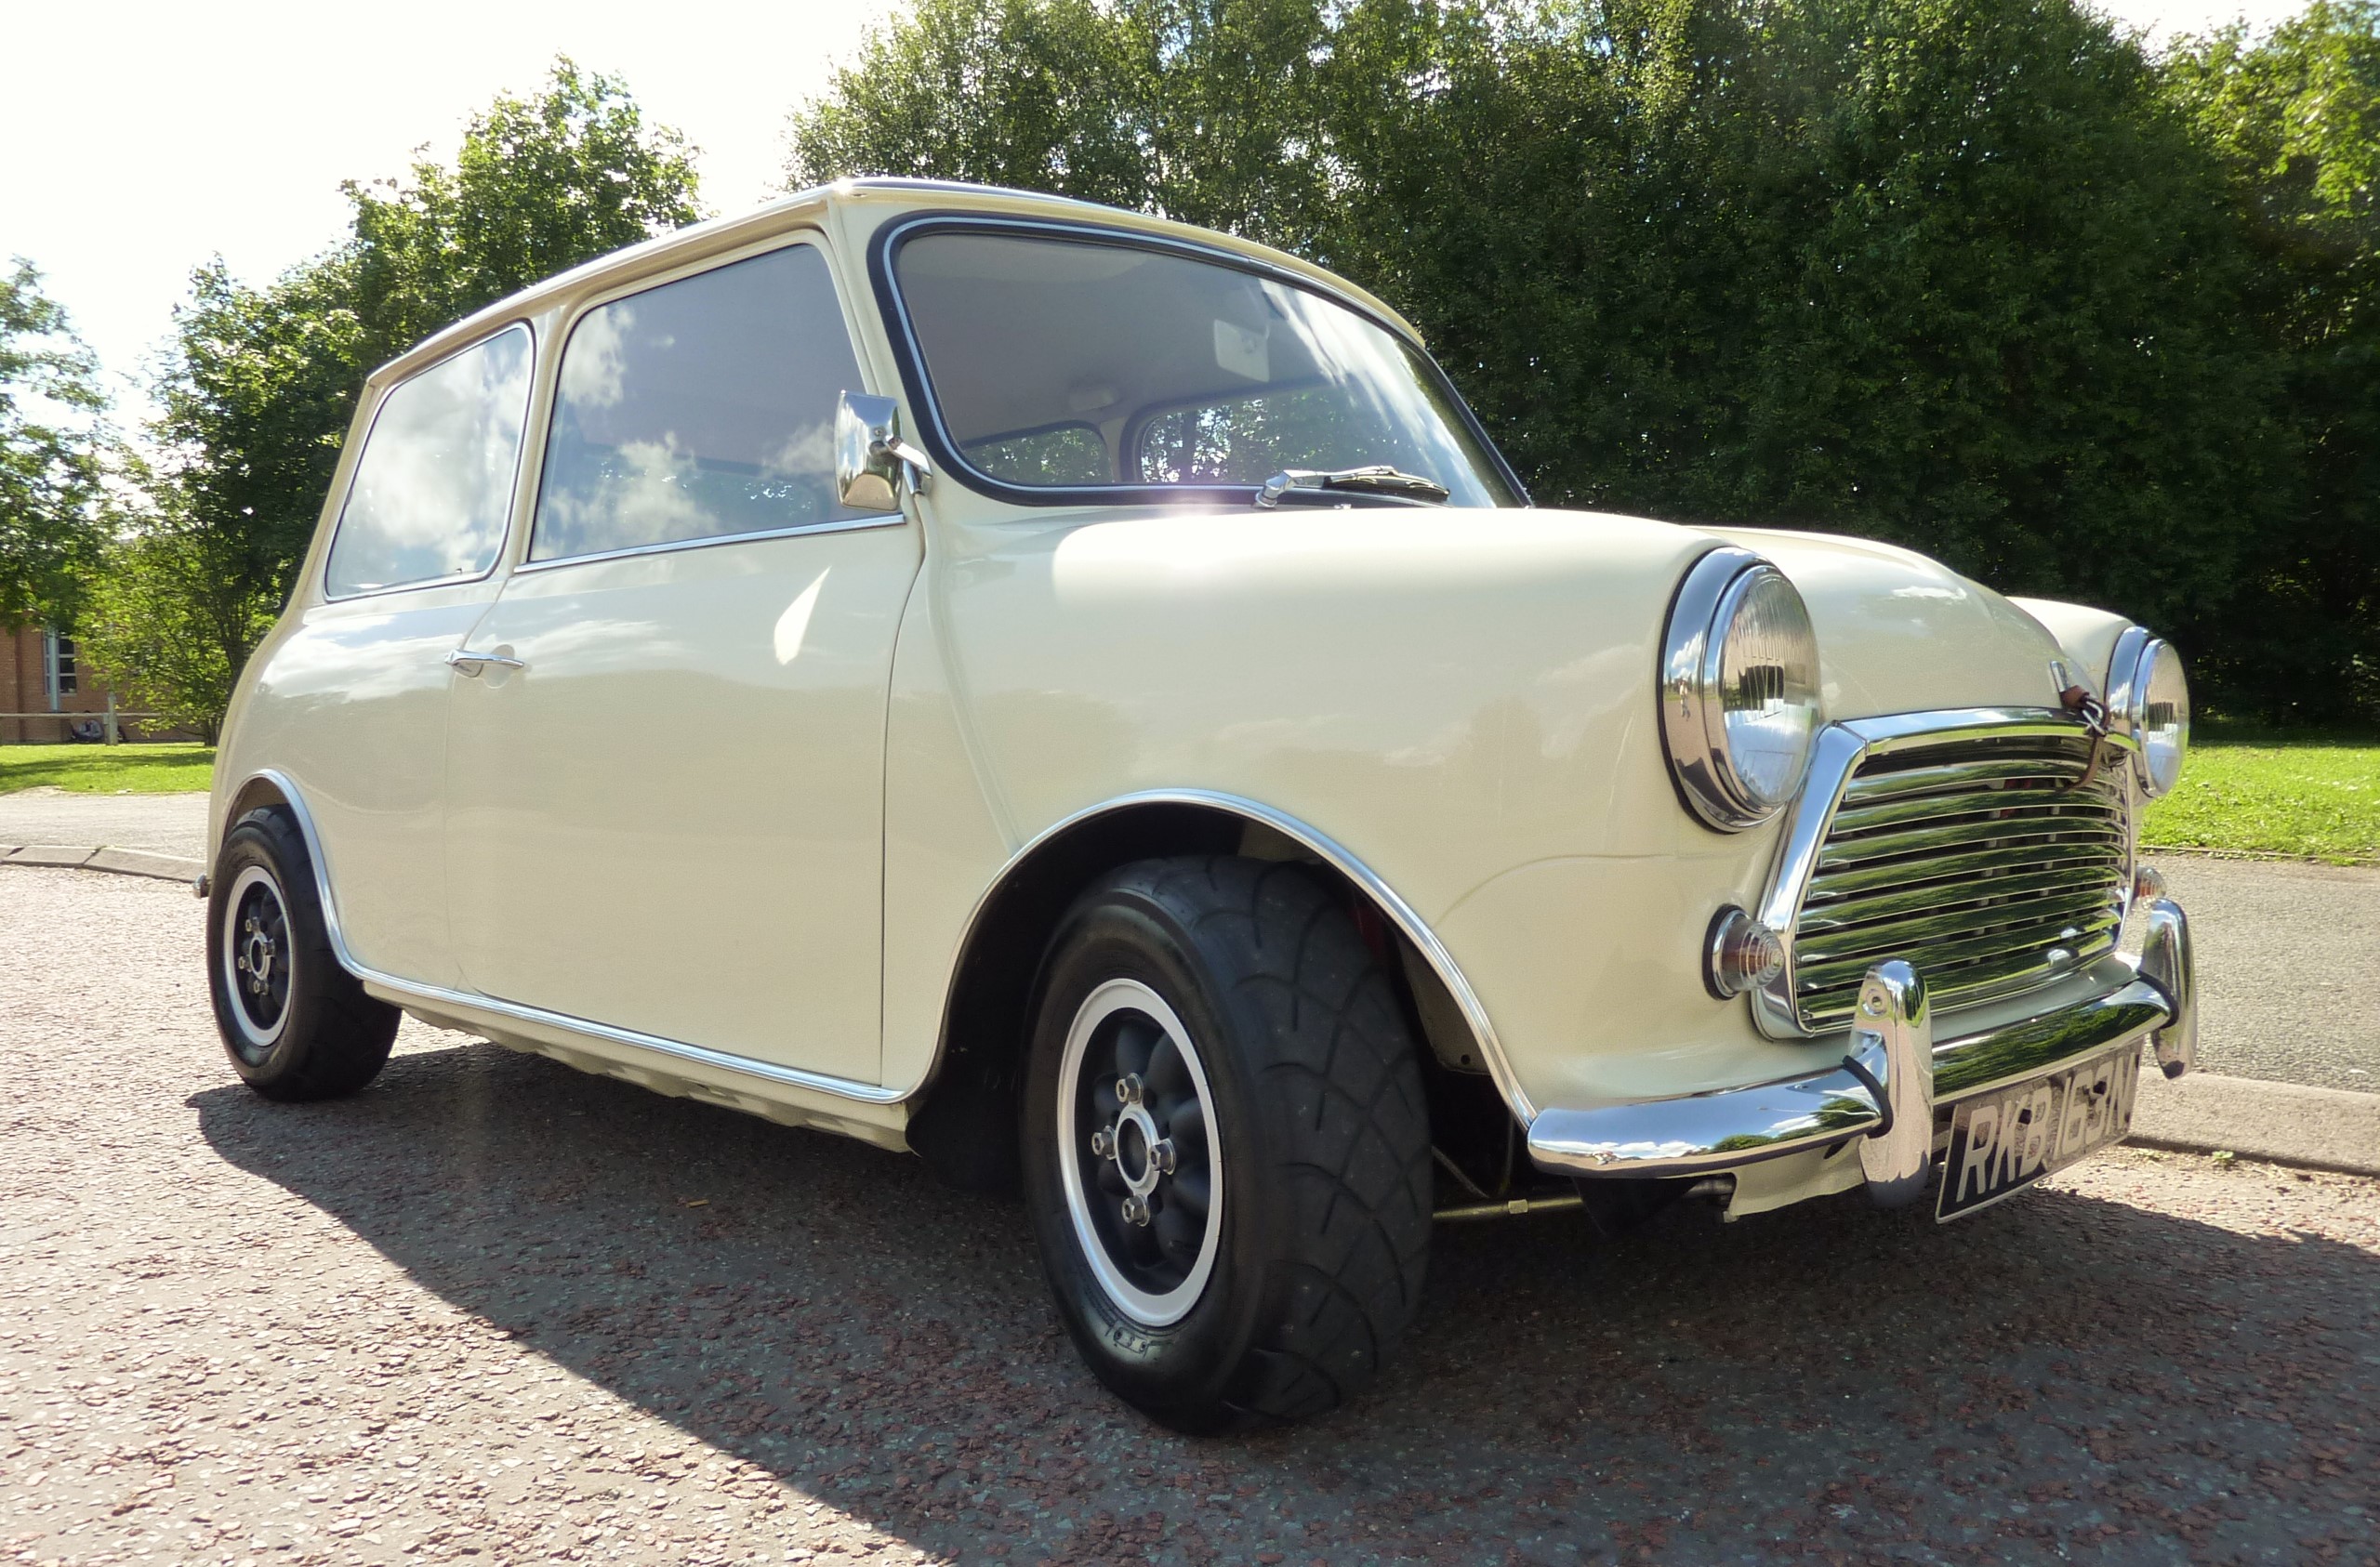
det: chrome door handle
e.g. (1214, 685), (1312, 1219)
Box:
(445, 649), (525, 676)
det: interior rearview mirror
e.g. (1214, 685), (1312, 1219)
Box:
(836, 391), (932, 512)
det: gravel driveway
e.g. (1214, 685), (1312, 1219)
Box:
(4, 866), (2376, 1566)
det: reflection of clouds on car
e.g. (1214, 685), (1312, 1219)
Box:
(324, 324), (529, 597)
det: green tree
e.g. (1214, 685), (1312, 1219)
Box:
(347, 57), (704, 362)
(0, 258), (109, 629)
(2167, 1), (2380, 717)
(787, 0), (2353, 718)
(152, 255), (369, 636)
(75, 478), (278, 744)
(107, 59), (703, 734)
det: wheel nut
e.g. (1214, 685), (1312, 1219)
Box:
(1120, 1195), (1150, 1227)
(1115, 1073), (1143, 1106)
(1089, 1127), (1114, 1159)
(1150, 1138), (1177, 1175)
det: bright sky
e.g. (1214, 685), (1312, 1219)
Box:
(0, 0), (2317, 427)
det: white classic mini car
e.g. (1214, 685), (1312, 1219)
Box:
(205, 179), (2197, 1432)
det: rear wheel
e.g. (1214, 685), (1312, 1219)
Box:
(1023, 857), (1433, 1432)
(208, 808), (398, 1100)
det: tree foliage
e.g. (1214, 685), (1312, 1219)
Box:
(788, 0), (2380, 721)
(0, 259), (109, 629)
(2166, 1), (2380, 713)
(345, 57), (704, 362)
(74, 473), (278, 744)
(101, 59), (703, 736)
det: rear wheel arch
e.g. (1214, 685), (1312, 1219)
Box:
(214, 771), (352, 970)
(219, 773), (292, 849)
(904, 794), (1514, 1192)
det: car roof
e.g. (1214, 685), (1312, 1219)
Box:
(370, 178), (1424, 390)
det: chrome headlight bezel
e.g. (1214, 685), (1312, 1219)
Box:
(1659, 547), (1825, 832)
(2107, 627), (2189, 798)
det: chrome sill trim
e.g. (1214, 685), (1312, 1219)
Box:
(1528, 903), (2188, 1181)
(245, 768), (902, 1108)
(361, 971), (907, 1105)
(249, 770), (1506, 1118)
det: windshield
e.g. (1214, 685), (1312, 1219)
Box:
(889, 230), (1520, 507)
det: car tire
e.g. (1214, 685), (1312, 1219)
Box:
(208, 807), (399, 1101)
(1022, 856), (1433, 1433)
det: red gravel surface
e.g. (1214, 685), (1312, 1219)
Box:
(3, 865), (2375, 1566)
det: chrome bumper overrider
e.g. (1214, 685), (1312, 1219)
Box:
(1527, 898), (2196, 1204)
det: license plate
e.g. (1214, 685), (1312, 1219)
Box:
(1937, 1045), (2142, 1221)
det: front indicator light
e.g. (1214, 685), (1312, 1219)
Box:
(1705, 906), (1785, 998)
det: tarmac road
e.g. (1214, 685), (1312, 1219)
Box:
(2149, 856), (2380, 1093)
(3, 865), (2376, 1566)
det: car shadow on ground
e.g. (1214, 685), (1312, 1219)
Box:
(191, 1033), (2379, 1565)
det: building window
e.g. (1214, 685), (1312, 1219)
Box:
(44, 630), (77, 709)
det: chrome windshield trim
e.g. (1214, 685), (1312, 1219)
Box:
(866, 212), (1531, 511)
(511, 512), (910, 575)
(238, 769), (904, 1107)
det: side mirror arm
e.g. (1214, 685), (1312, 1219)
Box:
(835, 391), (931, 510)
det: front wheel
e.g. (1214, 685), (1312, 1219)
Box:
(1022, 857), (1433, 1432)
(208, 807), (398, 1100)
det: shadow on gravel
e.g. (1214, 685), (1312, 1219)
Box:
(192, 1035), (2380, 1565)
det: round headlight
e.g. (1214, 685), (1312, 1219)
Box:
(2132, 639), (2189, 797)
(1660, 549), (1824, 831)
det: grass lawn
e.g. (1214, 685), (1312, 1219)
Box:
(0, 742), (216, 795)
(2141, 723), (2380, 863)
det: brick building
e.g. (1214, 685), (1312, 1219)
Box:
(1, 625), (131, 744)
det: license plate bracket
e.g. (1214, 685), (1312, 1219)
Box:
(1937, 1044), (2142, 1221)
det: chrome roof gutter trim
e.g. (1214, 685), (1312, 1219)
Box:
(1528, 897), (2191, 1182)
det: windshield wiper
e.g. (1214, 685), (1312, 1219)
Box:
(1255, 466), (1452, 508)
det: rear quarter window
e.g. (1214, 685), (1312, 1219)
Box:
(324, 324), (534, 599)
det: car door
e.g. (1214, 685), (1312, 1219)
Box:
(248, 323), (535, 989)
(442, 238), (919, 1084)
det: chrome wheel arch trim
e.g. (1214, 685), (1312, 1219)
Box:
(237, 770), (1518, 1117)
(930, 787), (1534, 1124)
(236, 770), (1515, 1118)
(227, 768), (905, 1106)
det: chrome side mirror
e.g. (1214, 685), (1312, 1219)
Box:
(836, 391), (932, 512)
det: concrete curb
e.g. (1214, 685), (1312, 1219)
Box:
(2129, 1071), (2380, 1178)
(2, 842), (203, 885)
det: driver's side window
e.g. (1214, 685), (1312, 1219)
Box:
(531, 243), (868, 563)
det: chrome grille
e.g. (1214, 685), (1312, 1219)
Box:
(1789, 733), (2128, 1030)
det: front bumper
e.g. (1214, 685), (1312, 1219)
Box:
(1527, 897), (2196, 1203)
